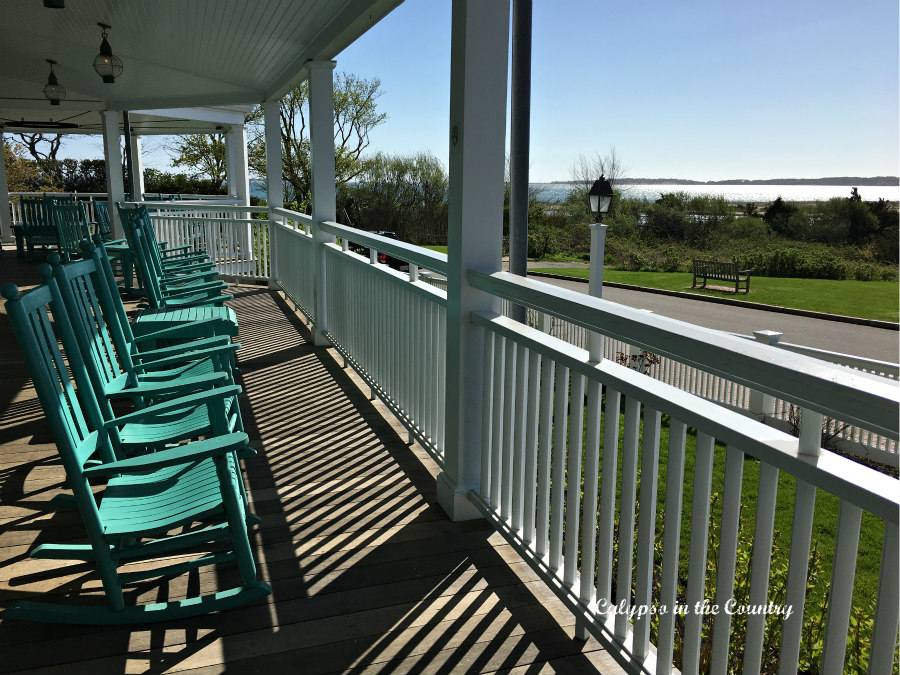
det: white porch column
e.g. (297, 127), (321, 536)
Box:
(129, 134), (145, 200)
(264, 101), (284, 214)
(0, 133), (12, 244)
(264, 100), (284, 287)
(226, 124), (250, 205)
(437, 0), (510, 521)
(308, 59), (337, 347)
(101, 111), (125, 239)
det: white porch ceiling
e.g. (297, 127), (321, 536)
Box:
(0, 0), (403, 133)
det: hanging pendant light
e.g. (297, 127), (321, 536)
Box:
(43, 59), (66, 106)
(93, 23), (123, 83)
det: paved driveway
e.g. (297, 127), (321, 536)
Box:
(533, 274), (899, 363)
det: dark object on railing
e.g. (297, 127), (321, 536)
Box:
(692, 259), (751, 293)
(348, 230), (410, 272)
(13, 194), (75, 261)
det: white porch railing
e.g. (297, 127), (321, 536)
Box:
(422, 272), (899, 467)
(269, 208), (316, 323)
(101, 206), (900, 674)
(319, 221), (449, 464)
(141, 202), (271, 281)
(468, 270), (898, 675)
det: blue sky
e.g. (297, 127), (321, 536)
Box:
(53, 0), (900, 181)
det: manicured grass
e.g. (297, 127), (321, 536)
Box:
(530, 268), (900, 322)
(424, 245), (448, 254)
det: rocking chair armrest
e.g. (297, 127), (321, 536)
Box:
(130, 319), (228, 344)
(162, 262), (217, 283)
(162, 281), (229, 297)
(108, 371), (229, 398)
(101, 384), (242, 429)
(84, 432), (249, 476)
(162, 252), (210, 263)
(159, 243), (192, 254)
(159, 270), (219, 288)
(131, 343), (239, 371)
(165, 293), (234, 307)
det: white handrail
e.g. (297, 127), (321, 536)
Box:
(319, 220), (449, 276)
(474, 312), (900, 520)
(469, 271), (898, 439)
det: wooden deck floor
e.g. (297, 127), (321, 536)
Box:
(0, 252), (626, 675)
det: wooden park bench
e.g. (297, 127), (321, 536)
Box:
(692, 259), (751, 293)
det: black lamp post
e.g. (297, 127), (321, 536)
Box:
(43, 60), (66, 106)
(588, 175), (614, 221)
(93, 23), (123, 83)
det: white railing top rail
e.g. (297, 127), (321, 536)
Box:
(126, 201), (268, 214)
(732, 333), (900, 377)
(271, 207), (313, 228)
(9, 191), (109, 198)
(469, 271), (899, 440)
(320, 220), (449, 276)
(474, 311), (900, 522)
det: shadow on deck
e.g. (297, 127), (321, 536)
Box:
(0, 251), (625, 674)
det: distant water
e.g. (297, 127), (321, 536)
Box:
(532, 182), (900, 203)
(250, 179), (898, 204)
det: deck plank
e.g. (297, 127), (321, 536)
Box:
(0, 258), (625, 675)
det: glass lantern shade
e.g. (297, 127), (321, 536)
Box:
(43, 61), (65, 105)
(588, 176), (614, 215)
(93, 27), (123, 83)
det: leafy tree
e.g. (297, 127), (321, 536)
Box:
(3, 141), (40, 191)
(248, 72), (388, 209)
(763, 196), (803, 237)
(339, 151), (448, 243)
(169, 133), (227, 189)
(143, 168), (227, 196)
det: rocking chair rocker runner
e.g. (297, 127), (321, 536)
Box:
(1, 277), (271, 624)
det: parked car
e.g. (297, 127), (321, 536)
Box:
(348, 231), (410, 272)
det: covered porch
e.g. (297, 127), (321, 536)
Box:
(0, 259), (621, 673)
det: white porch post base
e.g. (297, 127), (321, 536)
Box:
(436, 472), (482, 522)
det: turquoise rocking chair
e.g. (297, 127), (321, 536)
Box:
(1, 279), (271, 624)
(46, 254), (244, 453)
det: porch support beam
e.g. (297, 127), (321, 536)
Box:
(508, 0), (532, 323)
(130, 134), (145, 200)
(101, 111), (125, 239)
(308, 59), (337, 347)
(264, 101), (284, 214)
(264, 100), (284, 287)
(0, 133), (12, 244)
(438, 0), (510, 521)
(226, 124), (250, 205)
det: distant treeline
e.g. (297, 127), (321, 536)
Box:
(528, 187), (899, 282)
(550, 176), (900, 186)
(7, 157), (228, 196)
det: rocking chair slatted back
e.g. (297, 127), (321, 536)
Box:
(1, 277), (270, 624)
(49, 200), (90, 262)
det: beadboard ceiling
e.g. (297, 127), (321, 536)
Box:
(0, 0), (403, 133)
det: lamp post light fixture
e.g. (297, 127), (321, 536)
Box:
(93, 23), (123, 83)
(588, 175), (614, 221)
(43, 60), (66, 106)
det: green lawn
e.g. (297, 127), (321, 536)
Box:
(529, 268), (900, 322)
(424, 245), (448, 254)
